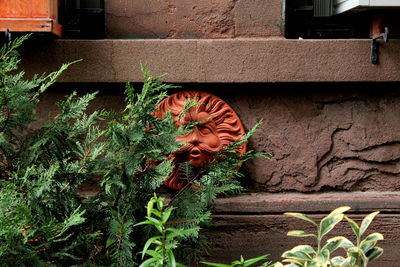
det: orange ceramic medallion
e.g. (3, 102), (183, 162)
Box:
(155, 91), (246, 190)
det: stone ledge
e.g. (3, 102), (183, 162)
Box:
(213, 192), (400, 214)
(207, 193), (400, 265)
(204, 213), (398, 265)
(21, 38), (400, 83)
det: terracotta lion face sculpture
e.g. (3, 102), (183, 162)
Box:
(155, 91), (246, 190)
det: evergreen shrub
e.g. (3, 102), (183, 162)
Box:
(0, 35), (271, 266)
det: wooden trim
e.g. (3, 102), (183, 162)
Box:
(0, 18), (61, 36)
(0, 0), (61, 36)
(0, 0), (52, 18)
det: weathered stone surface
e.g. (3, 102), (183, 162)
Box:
(22, 39), (201, 83)
(201, 214), (397, 266)
(20, 39), (400, 83)
(223, 88), (400, 192)
(37, 84), (400, 192)
(233, 0), (283, 37)
(105, 0), (238, 38)
(111, 40), (200, 83)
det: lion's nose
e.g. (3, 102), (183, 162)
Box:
(188, 132), (200, 146)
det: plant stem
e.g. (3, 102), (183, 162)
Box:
(167, 171), (204, 207)
(161, 207), (166, 267)
(317, 226), (321, 254)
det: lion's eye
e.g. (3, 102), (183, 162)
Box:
(198, 125), (211, 135)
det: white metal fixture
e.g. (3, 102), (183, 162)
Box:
(334, 0), (400, 15)
(314, 0), (400, 17)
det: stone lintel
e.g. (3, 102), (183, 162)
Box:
(21, 39), (400, 83)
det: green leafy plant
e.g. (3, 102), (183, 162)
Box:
(134, 194), (198, 267)
(137, 195), (273, 267)
(274, 207), (384, 267)
(202, 254), (273, 267)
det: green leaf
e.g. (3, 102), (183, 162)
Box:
(106, 238), (116, 248)
(139, 257), (158, 267)
(134, 220), (157, 227)
(141, 236), (161, 259)
(340, 256), (355, 267)
(151, 210), (162, 218)
(287, 230), (317, 238)
(243, 254), (269, 266)
(285, 212), (317, 226)
(360, 240), (377, 253)
(282, 251), (312, 261)
(323, 236), (344, 252)
(359, 211), (379, 237)
(317, 249), (330, 264)
(363, 232), (384, 242)
(365, 247), (383, 262)
(282, 258), (304, 266)
(162, 207), (173, 223)
(147, 199), (154, 217)
(330, 256), (345, 266)
(291, 245), (316, 255)
(319, 214), (344, 238)
(360, 233), (384, 258)
(328, 206), (351, 216)
(347, 247), (362, 266)
(146, 216), (161, 226)
(335, 236), (354, 249)
(359, 249), (369, 267)
(167, 249), (177, 267)
(344, 216), (360, 240)
(144, 249), (162, 259)
(307, 260), (320, 267)
(201, 261), (231, 267)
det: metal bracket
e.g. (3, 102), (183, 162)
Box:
(5, 28), (11, 42)
(371, 27), (389, 65)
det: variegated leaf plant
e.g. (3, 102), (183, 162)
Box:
(274, 207), (383, 267)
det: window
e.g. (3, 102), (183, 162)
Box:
(285, 0), (400, 39)
(59, 0), (105, 39)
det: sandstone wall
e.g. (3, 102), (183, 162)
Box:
(37, 83), (400, 193)
(104, 0), (283, 38)
(225, 87), (400, 192)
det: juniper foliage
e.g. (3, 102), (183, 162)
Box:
(0, 35), (104, 266)
(99, 69), (183, 266)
